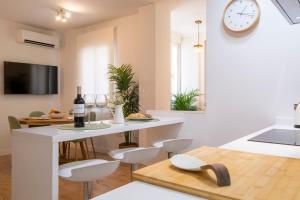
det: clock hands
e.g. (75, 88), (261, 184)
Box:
(237, 12), (255, 16)
(241, 6), (248, 14)
(237, 5), (255, 16)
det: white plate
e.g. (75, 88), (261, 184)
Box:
(170, 154), (207, 171)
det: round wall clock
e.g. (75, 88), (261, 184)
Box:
(223, 0), (260, 32)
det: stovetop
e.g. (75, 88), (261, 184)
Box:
(248, 129), (300, 146)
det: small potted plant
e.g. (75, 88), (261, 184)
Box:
(171, 89), (200, 111)
(108, 64), (140, 148)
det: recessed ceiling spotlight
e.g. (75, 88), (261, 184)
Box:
(65, 12), (71, 18)
(55, 15), (62, 21)
(55, 8), (71, 22)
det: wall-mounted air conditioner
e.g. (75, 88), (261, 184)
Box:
(17, 30), (60, 48)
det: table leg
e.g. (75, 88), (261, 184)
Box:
(12, 133), (59, 200)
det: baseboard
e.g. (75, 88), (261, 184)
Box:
(0, 148), (11, 156)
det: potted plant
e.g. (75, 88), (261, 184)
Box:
(108, 64), (140, 148)
(171, 89), (200, 111)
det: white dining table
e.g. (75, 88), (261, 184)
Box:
(11, 117), (184, 200)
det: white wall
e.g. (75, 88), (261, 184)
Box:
(142, 0), (300, 150)
(0, 19), (60, 155)
(206, 0), (300, 133)
(138, 4), (156, 111)
(154, 0), (171, 110)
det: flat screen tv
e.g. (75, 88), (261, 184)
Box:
(4, 61), (58, 94)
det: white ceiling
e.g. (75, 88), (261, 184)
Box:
(0, 0), (155, 31)
(171, 0), (206, 38)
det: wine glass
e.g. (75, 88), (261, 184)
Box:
(95, 94), (108, 124)
(83, 94), (95, 126)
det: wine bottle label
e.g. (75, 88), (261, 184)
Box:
(73, 104), (85, 117)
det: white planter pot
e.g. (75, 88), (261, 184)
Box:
(114, 105), (125, 124)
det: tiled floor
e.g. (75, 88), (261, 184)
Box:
(0, 153), (131, 200)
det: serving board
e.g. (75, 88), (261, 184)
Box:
(133, 146), (300, 200)
(19, 117), (73, 126)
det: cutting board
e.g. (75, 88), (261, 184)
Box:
(133, 146), (300, 200)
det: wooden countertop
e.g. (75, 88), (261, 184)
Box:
(133, 146), (300, 200)
(19, 117), (73, 126)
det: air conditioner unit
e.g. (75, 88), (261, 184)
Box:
(17, 30), (59, 48)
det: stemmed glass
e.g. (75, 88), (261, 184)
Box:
(95, 94), (108, 124)
(83, 94), (96, 127)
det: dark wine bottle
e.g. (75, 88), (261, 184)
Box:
(73, 86), (85, 127)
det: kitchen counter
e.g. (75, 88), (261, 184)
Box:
(92, 124), (300, 200)
(11, 117), (184, 200)
(221, 124), (300, 159)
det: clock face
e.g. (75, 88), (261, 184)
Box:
(224, 0), (260, 32)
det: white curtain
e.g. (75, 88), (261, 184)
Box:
(77, 27), (114, 95)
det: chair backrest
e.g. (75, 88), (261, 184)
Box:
(8, 116), (21, 130)
(62, 160), (120, 182)
(161, 138), (193, 153)
(85, 112), (96, 122)
(29, 111), (45, 117)
(123, 147), (161, 164)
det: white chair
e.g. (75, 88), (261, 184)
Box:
(153, 138), (193, 158)
(109, 147), (161, 179)
(59, 159), (120, 200)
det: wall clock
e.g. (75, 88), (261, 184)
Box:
(223, 0), (260, 32)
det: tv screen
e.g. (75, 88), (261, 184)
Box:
(4, 61), (58, 94)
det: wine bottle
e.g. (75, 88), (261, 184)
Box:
(73, 86), (85, 127)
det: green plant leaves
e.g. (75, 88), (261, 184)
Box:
(108, 64), (140, 144)
(108, 64), (135, 94)
(171, 89), (200, 111)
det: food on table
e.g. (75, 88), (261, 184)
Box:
(127, 113), (152, 119)
(49, 108), (64, 119)
(49, 108), (61, 114)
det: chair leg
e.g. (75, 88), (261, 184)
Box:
(84, 140), (90, 159)
(130, 164), (139, 181)
(80, 141), (87, 160)
(59, 142), (61, 157)
(83, 182), (92, 200)
(67, 142), (71, 160)
(62, 142), (67, 158)
(168, 152), (175, 159)
(90, 138), (97, 158)
(75, 142), (78, 161)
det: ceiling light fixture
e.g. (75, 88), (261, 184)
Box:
(55, 8), (71, 22)
(194, 20), (204, 53)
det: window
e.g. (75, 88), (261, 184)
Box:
(171, 42), (181, 96)
(171, 33), (206, 110)
(77, 28), (115, 95)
